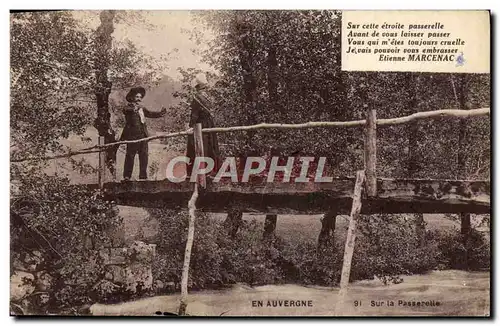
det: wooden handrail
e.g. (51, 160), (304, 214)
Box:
(10, 107), (489, 163)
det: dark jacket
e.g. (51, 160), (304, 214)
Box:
(187, 91), (220, 169)
(120, 103), (165, 141)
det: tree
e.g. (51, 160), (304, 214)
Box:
(93, 10), (119, 176)
(11, 11), (95, 165)
(195, 10), (346, 162)
(10, 10), (167, 313)
(11, 11), (167, 166)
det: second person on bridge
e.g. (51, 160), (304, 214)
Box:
(186, 74), (220, 178)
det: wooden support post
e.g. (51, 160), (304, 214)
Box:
(179, 123), (205, 316)
(98, 136), (105, 188)
(224, 208), (243, 238)
(317, 211), (337, 252)
(336, 170), (365, 314)
(263, 214), (278, 239)
(364, 107), (377, 197)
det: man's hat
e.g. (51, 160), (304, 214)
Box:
(126, 87), (146, 102)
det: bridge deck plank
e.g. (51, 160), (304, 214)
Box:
(90, 177), (490, 214)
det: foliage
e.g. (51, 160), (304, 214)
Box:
(427, 228), (490, 271)
(352, 214), (438, 283)
(152, 210), (490, 290)
(11, 171), (121, 309)
(152, 210), (286, 290)
(10, 11), (95, 162)
(179, 11), (349, 168)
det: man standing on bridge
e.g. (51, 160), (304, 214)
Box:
(120, 86), (166, 181)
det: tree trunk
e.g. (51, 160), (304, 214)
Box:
(234, 14), (260, 179)
(406, 73), (426, 247)
(267, 45), (279, 112)
(457, 74), (471, 242)
(263, 42), (282, 243)
(317, 211), (337, 252)
(94, 10), (118, 177)
(235, 14), (258, 127)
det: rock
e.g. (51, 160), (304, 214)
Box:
(125, 262), (153, 293)
(92, 279), (121, 298)
(11, 181), (20, 196)
(10, 300), (28, 315)
(11, 271), (35, 301)
(84, 236), (93, 250)
(77, 304), (92, 316)
(35, 271), (53, 291)
(153, 280), (176, 293)
(104, 271), (113, 281)
(139, 218), (160, 242)
(129, 241), (156, 263)
(98, 248), (110, 264)
(154, 280), (164, 292)
(108, 248), (128, 265)
(104, 265), (127, 284)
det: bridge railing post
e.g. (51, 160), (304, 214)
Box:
(194, 123), (206, 189)
(365, 107), (377, 196)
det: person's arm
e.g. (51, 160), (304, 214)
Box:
(189, 99), (202, 127)
(142, 106), (167, 118)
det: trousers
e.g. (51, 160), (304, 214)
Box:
(123, 142), (148, 179)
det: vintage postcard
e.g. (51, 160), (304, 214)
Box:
(10, 9), (490, 317)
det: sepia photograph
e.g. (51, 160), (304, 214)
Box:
(9, 9), (490, 317)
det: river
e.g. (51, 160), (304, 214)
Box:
(90, 269), (489, 317)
